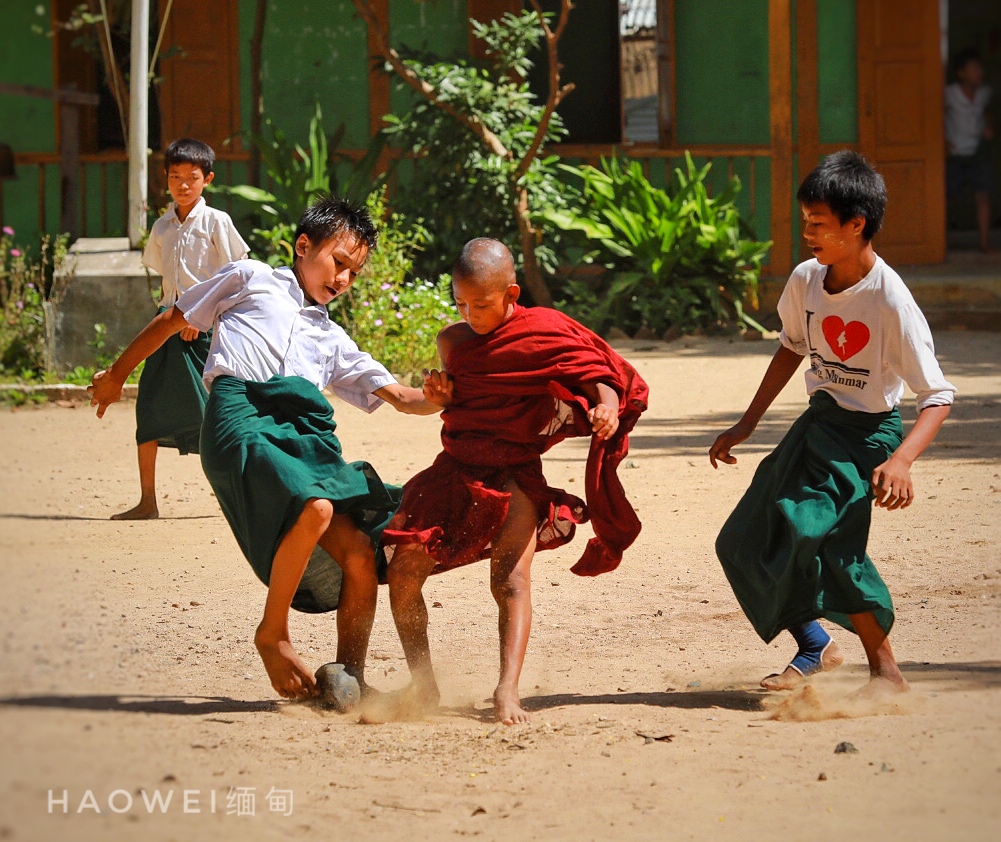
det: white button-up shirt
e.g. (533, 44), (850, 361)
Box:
(177, 260), (398, 412)
(143, 198), (250, 307)
(944, 82), (992, 156)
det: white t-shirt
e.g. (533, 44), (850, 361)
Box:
(778, 258), (956, 413)
(142, 198), (250, 308)
(176, 260), (398, 412)
(944, 82), (992, 156)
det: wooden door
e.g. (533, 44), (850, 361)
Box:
(857, 0), (945, 264)
(157, 0), (240, 152)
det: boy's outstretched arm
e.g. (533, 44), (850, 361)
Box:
(374, 378), (451, 415)
(88, 305), (190, 417)
(872, 403), (951, 510)
(709, 345), (804, 468)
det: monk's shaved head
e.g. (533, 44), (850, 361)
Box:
(453, 238), (516, 291)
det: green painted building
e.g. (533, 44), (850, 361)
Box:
(0, 0), (982, 275)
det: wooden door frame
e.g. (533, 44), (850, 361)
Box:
(857, 0), (946, 264)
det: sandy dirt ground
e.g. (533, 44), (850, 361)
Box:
(0, 332), (998, 842)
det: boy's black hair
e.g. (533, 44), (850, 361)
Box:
(163, 138), (215, 175)
(294, 197), (378, 254)
(951, 47), (982, 75)
(796, 150), (887, 241)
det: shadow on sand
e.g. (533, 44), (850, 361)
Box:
(0, 694), (277, 716)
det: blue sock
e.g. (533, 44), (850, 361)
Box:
(787, 621), (831, 676)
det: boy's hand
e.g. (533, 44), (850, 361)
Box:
(871, 455), (914, 510)
(709, 421), (754, 468)
(588, 403), (619, 440)
(88, 369), (124, 419)
(179, 325), (200, 342)
(422, 369), (453, 408)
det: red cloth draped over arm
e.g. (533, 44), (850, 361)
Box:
(438, 305), (649, 575)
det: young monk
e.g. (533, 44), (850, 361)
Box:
(90, 198), (446, 707)
(382, 238), (649, 724)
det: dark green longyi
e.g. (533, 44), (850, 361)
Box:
(716, 390), (902, 642)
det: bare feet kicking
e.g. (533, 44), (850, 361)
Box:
(849, 673), (910, 701)
(494, 683), (531, 725)
(761, 639), (845, 691)
(111, 501), (159, 520)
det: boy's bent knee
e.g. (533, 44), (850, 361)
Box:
(300, 498), (334, 526)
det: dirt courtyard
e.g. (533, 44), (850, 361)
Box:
(0, 332), (998, 841)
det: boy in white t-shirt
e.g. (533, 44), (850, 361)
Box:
(116, 138), (249, 520)
(945, 48), (994, 253)
(709, 151), (956, 696)
(89, 198), (451, 708)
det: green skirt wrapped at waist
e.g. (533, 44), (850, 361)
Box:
(200, 375), (401, 613)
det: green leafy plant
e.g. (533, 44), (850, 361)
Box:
(546, 154), (771, 336)
(330, 189), (453, 383)
(0, 230), (70, 378)
(377, 8), (570, 301)
(211, 103), (384, 265)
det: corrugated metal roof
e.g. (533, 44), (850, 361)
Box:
(620, 0), (657, 36)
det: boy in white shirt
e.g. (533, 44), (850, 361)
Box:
(89, 198), (450, 708)
(945, 48), (995, 253)
(116, 138), (250, 520)
(709, 151), (956, 696)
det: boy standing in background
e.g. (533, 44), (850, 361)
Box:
(115, 137), (249, 520)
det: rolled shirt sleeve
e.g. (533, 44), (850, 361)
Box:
(214, 215), (250, 264)
(175, 262), (250, 333)
(324, 331), (399, 413)
(884, 298), (957, 411)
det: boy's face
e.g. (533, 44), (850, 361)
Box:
(294, 230), (368, 306)
(166, 163), (213, 212)
(452, 273), (519, 335)
(957, 58), (984, 87)
(800, 202), (867, 266)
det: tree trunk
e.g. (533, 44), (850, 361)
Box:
(514, 187), (552, 306)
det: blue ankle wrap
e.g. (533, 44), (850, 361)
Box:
(787, 621), (831, 676)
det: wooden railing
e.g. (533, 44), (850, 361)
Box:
(11, 144), (772, 239)
(12, 150), (251, 238)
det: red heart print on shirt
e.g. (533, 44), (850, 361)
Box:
(821, 316), (870, 362)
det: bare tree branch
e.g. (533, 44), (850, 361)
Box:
(350, 0), (510, 159)
(514, 0), (574, 183)
(89, 0), (129, 142)
(350, 0), (573, 306)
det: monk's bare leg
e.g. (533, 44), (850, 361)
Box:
(490, 481), (538, 726)
(849, 611), (908, 696)
(387, 545), (440, 711)
(112, 440), (159, 520)
(255, 498), (332, 700)
(317, 513), (379, 690)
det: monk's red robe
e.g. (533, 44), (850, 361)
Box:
(382, 305), (649, 576)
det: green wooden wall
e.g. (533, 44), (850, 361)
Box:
(0, 0), (59, 243)
(0, 0), (864, 258)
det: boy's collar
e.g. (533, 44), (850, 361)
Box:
(167, 196), (206, 223)
(276, 265), (329, 314)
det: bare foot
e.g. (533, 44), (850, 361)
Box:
(850, 673), (910, 701)
(254, 632), (317, 700)
(111, 501), (159, 520)
(494, 684), (531, 725)
(761, 640), (845, 691)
